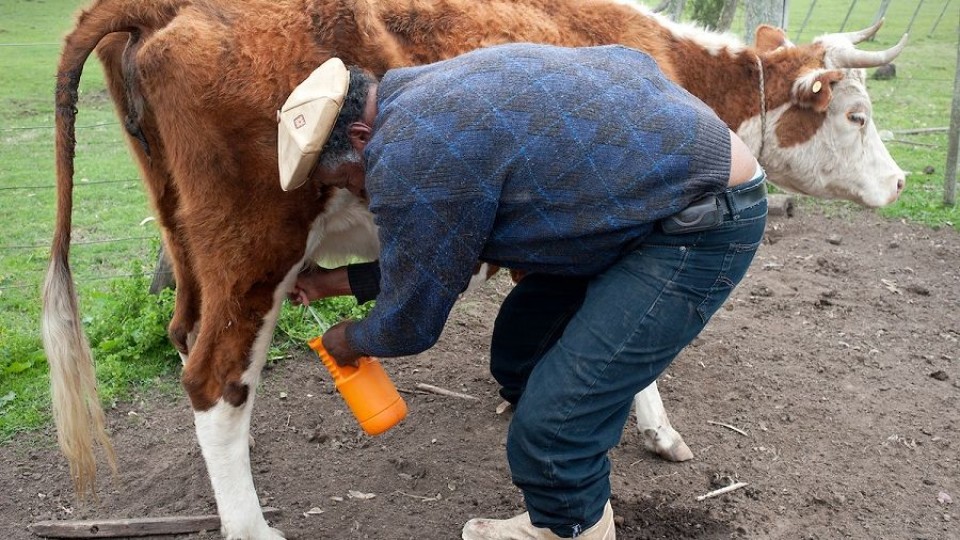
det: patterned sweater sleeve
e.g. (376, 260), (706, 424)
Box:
(345, 193), (498, 358)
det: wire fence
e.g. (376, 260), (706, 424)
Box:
(0, 0), (957, 296)
(0, 122), (119, 132)
(0, 179), (139, 191)
(719, 0), (958, 40)
(0, 120), (160, 293)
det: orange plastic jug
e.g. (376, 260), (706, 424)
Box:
(308, 337), (407, 435)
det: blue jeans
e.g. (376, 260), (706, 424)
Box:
(491, 176), (767, 537)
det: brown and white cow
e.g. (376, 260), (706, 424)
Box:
(44, 0), (907, 537)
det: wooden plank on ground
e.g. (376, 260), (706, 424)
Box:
(29, 507), (280, 538)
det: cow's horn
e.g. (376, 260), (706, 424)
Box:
(827, 33), (908, 68)
(830, 18), (885, 44)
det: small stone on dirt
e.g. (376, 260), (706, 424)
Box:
(905, 284), (930, 296)
(929, 371), (949, 381)
(827, 235), (843, 245)
(752, 286), (774, 297)
(938, 491), (953, 505)
(303, 507), (324, 517)
(308, 428), (329, 444)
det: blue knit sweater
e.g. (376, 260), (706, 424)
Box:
(346, 44), (731, 358)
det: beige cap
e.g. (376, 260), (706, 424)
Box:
(277, 58), (350, 191)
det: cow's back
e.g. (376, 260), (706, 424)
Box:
(320, 0), (680, 79)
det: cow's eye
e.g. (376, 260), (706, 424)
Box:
(847, 111), (867, 128)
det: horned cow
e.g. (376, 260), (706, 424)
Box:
(44, 0), (906, 537)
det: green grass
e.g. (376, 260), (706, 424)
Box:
(0, 0), (957, 439)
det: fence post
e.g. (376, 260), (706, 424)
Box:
(870, 0), (892, 40)
(149, 244), (176, 294)
(944, 31), (960, 206)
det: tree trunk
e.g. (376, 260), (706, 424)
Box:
(944, 32), (960, 206)
(744, 0), (788, 42)
(655, 0), (687, 21)
(717, 0), (739, 31)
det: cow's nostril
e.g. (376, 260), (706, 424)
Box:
(897, 177), (905, 191)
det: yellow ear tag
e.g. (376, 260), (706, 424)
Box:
(812, 80), (822, 93)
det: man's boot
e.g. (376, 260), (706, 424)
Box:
(462, 500), (615, 539)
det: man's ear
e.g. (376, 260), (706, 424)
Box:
(348, 122), (373, 153)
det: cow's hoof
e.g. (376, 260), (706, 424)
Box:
(640, 427), (694, 462)
(656, 438), (694, 462)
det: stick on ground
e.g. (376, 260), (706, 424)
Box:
(696, 482), (749, 501)
(29, 507), (280, 538)
(707, 420), (748, 436)
(415, 383), (480, 401)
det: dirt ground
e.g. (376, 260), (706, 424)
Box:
(2, 201), (959, 540)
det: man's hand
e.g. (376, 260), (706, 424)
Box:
(322, 321), (363, 366)
(289, 265), (352, 305)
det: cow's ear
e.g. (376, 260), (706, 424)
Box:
(755, 25), (791, 52)
(793, 70), (845, 113)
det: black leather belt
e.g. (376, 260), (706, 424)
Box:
(719, 178), (767, 218)
(660, 179), (766, 235)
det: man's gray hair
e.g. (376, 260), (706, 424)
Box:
(318, 66), (378, 170)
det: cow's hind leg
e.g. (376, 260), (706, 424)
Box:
(634, 382), (694, 462)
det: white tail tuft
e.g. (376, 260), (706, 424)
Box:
(42, 256), (116, 497)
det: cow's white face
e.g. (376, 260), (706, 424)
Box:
(744, 69), (904, 208)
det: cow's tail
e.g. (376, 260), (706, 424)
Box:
(43, 0), (183, 497)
